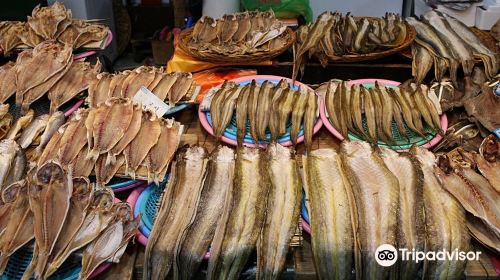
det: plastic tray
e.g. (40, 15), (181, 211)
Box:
(199, 75), (323, 148)
(108, 179), (146, 193)
(319, 79), (448, 152)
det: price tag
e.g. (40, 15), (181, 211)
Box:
(133, 86), (170, 117)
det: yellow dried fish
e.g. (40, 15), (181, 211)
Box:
(106, 105), (142, 166)
(303, 91), (317, 152)
(268, 79), (288, 141)
(6, 109), (34, 140)
(58, 109), (89, 165)
(95, 155), (125, 186)
(290, 87), (308, 146)
(256, 81), (274, 140)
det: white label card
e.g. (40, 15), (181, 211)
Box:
(133, 86), (171, 117)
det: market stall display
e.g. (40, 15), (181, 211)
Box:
(407, 10), (499, 87)
(319, 79), (447, 150)
(0, 2), (110, 54)
(200, 76), (322, 150)
(0, 164), (137, 280)
(178, 10), (295, 64)
(293, 12), (415, 80)
(38, 105), (183, 185)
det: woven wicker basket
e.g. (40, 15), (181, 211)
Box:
(322, 21), (416, 62)
(178, 27), (295, 64)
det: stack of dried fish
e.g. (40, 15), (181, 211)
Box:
(322, 80), (442, 144)
(0, 162), (139, 280)
(88, 66), (197, 108)
(144, 144), (301, 280)
(0, 2), (109, 54)
(0, 41), (101, 113)
(293, 12), (410, 80)
(303, 142), (470, 279)
(38, 101), (183, 185)
(209, 79), (318, 150)
(407, 10), (498, 88)
(184, 10), (290, 57)
(434, 141), (500, 254)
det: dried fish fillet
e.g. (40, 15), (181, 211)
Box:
(18, 114), (49, 149)
(88, 73), (112, 107)
(341, 141), (399, 279)
(69, 145), (97, 177)
(236, 84), (251, 146)
(0, 139), (19, 187)
(215, 86), (241, 140)
(6, 109), (34, 140)
(169, 72), (194, 106)
(58, 109), (89, 165)
(0, 62), (17, 103)
(207, 147), (269, 279)
(276, 88), (296, 137)
(27, 2), (71, 39)
(268, 79), (288, 141)
(123, 112), (161, 179)
(475, 135), (500, 191)
(255, 81), (274, 140)
(175, 146), (234, 280)
(303, 148), (355, 280)
(106, 105), (142, 166)
(35, 111), (65, 155)
(95, 155), (125, 186)
(144, 118), (183, 184)
(108, 72), (129, 98)
(121, 67), (156, 99)
(37, 124), (65, 166)
(144, 146), (207, 280)
(152, 73), (178, 101)
(257, 144), (301, 279)
(290, 87), (308, 146)
(88, 98), (134, 160)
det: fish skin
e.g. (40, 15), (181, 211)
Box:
(0, 62), (17, 104)
(3, 146), (26, 187)
(435, 155), (500, 236)
(42, 177), (92, 278)
(6, 109), (34, 140)
(48, 60), (101, 113)
(58, 109), (89, 165)
(303, 148), (354, 280)
(152, 73), (179, 101)
(104, 105), (141, 167)
(145, 119), (183, 184)
(256, 81), (274, 140)
(215, 86), (241, 140)
(475, 135), (500, 191)
(361, 86), (377, 143)
(375, 82), (396, 144)
(236, 84), (251, 146)
(0, 139), (19, 187)
(175, 146), (234, 280)
(303, 91), (317, 152)
(276, 88), (296, 137)
(44, 188), (115, 278)
(268, 79), (288, 141)
(88, 98), (134, 160)
(248, 80), (262, 143)
(257, 144), (301, 280)
(144, 146), (207, 280)
(341, 141), (399, 280)
(88, 73), (112, 108)
(123, 112), (161, 179)
(379, 148), (425, 279)
(35, 111), (65, 155)
(0, 180), (34, 274)
(26, 161), (73, 279)
(410, 147), (469, 279)
(18, 114), (49, 149)
(411, 43), (433, 85)
(0, 183), (17, 238)
(290, 87), (309, 146)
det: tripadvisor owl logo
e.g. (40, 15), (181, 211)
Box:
(375, 244), (481, 267)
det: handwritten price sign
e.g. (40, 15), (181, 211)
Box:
(133, 86), (170, 117)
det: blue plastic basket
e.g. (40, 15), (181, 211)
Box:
(0, 245), (80, 280)
(165, 103), (191, 116)
(133, 176), (169, 237)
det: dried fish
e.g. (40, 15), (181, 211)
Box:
(3, 146), (26, 187)
(88, 98), (134, 160)
(18, 114), (49, 149)
(58, 109), (89, 165)
(276, 88), (296, 137)
(361, 86), (377, 143)
(0, 62), (17, 103)
(35, 111), (65, 155)
(169, 72), (194, 106)
(290, 87), (309, 146)
(303, 148), (355, 280)
(27, 2), (71, 39)
(236, 84), (251, 146)
(217, 14), (239, 44)
(106, 105), (142, 166)
(258, 144), (300, 279)
(123, 111), (161, 179)
(88, 73), (112, 107)
(475, 135), (500, 190)
(175, 146), (234, 280)
(411, 43), (433, 85)
(144, 118), (183, 184)
(303, 91), (317, 152)
(256, 81), (274, 140)
(37, 124), (65, 166)
(374, 82), (395, 144)
(210, 81), (236, 141)
(0, 139), (19, 186)
(207, 147), (269, 279)
(121, 66), (156, 99)
(6, 109), (34, 140)
(144, 146), (207, 280)
(95, 155), (125, 186)
(0, 114), (12, 140)
(152, 73), (178, 101)
(248, 80), (261, 143)
(268, 79), (288, 141)
(108, 71), (129, 98)
(341, 141), (399, 279)
(215, 86), (241, 140)
(69, 145), (97, 178)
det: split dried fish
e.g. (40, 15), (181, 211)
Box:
(88, 73), (112, 107)
(248, 80), (261, 143)
(175, 146), (234, 280)
(210, 81), (236, 141)
(95, 155), (125, 186)
(257, 144), (300, 279)
(290, 87), (309, 146)
(410, 147), (469, 279)
(303, 148), (355, 280)
(3, 146), (26, 187)
(475, 135), (500, 190)
(268, 79), (288, 141)
(123, 111), (161, 179)
(276, 88), (296, 137)
(35, 111), (65, 155)
(144, 146), (207, 280)
(0, 139), (19, 186)
(18, 114), (49, 149)
(152, 73), (178, 101)
(144, 118), (183, 184)
(256, 81), (274, 140)
(69, 145), (97, 178)
(27, 2), (71, 40)
(108, 72), (129, 98)
(37, 124), (65, 166)
(0, 62), (17, 103)
(341, 141), (399, 279)
(169, 72), (194, 106)
(207, 147), (269, 280)
(121, 66), (156, 99)
(106, 105), (142, 166)
(58, 109), (89, 165)
(6, 109), (34, 140)
(303, 91), (317, 152)
(236, 84), (251, 146)
(215, 86), (241, 140)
